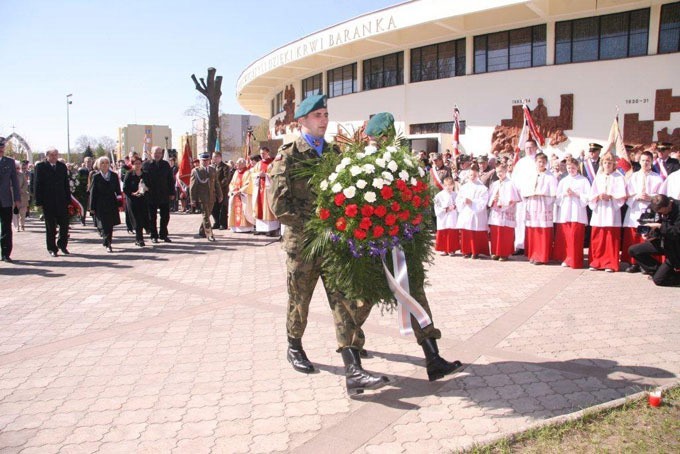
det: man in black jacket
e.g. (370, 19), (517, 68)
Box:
(34, 148), (71, 256)
(629, 194), (680, 287)
(143, 146), (175, 243)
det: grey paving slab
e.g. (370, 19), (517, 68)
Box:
(0, 212), (677, 453)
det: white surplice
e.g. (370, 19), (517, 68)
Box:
(487, 177), (520, 227)
(434, 189), (458, 230)
(556, 174), (591, 224)
(623, 170), (663, 228)
(455, 180), (489, 232)
(588, 172), (627, 227)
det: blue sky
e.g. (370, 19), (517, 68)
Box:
(0, 0), (400, 152)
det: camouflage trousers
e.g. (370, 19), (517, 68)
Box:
(197, 199), (214, 239)
(286, 250), (441, 349)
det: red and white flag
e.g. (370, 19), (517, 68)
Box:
(452, 106), (461, 156)
(604, 114), (632, 179)
(176, 139), (193, 197)
(514, 103), (545, 166)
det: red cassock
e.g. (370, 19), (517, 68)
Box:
(435, 229), (460, 254)
(554, 222), (585, 268)
(460, 230), (489, 256)
(489, 225), (514, 258)
(621, 227), (643, 264)
(525, 227), (552, 263)
(589, 226), (621, 271)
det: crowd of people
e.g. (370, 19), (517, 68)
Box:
(429, 139), (680, 286)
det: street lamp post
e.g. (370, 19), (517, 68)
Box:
(66, 94), (73, 162)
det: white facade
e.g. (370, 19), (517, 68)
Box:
(236, 0), (680, 156)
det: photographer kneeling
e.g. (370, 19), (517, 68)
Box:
(629, 194), (680, 287)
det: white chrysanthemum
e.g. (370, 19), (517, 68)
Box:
(375, 158), (386, 168)
(386, 146), (398, 153)
(331, 183), (343, 193)
(335, 163), (346, 173)
(362, 164), (376, 174)
(364, 191), (377, 203)
(356, 152), (365, 159)
(328, 172), (338, 182)
(399, 170), (410, 181)
(383, 151), (392, 161)
(387, 160), (398, 172)
(410, 177), (418, 186)
(343, 186), (357, 199)
(418, 167), (425, 177)
(356, 179), (367, 189)
(372, 178), (385, 189)
(382, 171), (394, 182)
(404, 157), (414, 167)
(319, 180), (329, 190)
(364, 145), (378, 155)
(349, 165), (363, 176)
(341, 157), (352, 166)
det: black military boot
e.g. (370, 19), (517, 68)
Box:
(287, 337), (314, 374)
(422, 338), (463, 382)
(341, 348), (389, 396)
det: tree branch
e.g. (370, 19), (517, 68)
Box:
(191, 74), (207, 96)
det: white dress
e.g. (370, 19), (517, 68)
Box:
(455, 180), (489, 232)
(588, 172), (627, 227)
(487, 177), (520, 227)
(556, 174), (590, 224)
(434, 190), (458, 230)
(623, 171), (663, 228)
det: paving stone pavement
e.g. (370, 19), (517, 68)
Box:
(0, 213), (678, 453)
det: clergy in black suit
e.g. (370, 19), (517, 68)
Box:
(34, 149), (71, 256)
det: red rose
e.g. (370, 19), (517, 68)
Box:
(353, 228), (367, 240)
(390, 201), (401, 212)
(335, 217), (347, 231)
(412, 195), (422, 208)
(361, 205), (375, 217)
(417, 180), (428, 193)
(334, 193), (346, 206)
(385, 214), (397, 226)
(401, 189), (413, 202)
(344, 204), (358, 218)
(372, 225), (385, 238)
(423, 195), (430, 208)
(374, 205), (388, 218)
(359, 217), (372, 230)
(398, 210), (410, 221)
(396, 179), (407, 191)
(412, 214), (423, 225)
(319, 208), (331, 220)
(380, 185), (394, 200)
(389, 225), (399, 236)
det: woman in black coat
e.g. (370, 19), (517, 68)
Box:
(123, 157), (149, 247)
(89, 157), (121, 252)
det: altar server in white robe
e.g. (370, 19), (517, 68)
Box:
(456, 164), (489, 258)
(487, 163), (520, 261)
(554, 157), (591, 269)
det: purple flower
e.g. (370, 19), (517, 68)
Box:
(330, 233), (340, 242)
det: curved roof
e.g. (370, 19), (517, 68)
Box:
(236, 0), (645, 118)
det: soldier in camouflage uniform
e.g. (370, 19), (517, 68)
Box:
(268, 95), (388, 395)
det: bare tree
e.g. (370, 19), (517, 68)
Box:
(191, 67), (222, 153)
(74, 135), (97, 154)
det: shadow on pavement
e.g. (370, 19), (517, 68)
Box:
(13, 259), (133, 269)
(0, 265), (65, 278)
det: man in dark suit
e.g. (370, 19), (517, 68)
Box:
(653, 142), (680, 179)
(0, 137), (21, 262)
(34, 148), (71, 257)
(143, 146), (175, 243)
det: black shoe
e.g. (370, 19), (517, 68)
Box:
(49, 250), (58, 257)
(161, 237), (172, 243)
(1, 256), (12, 262)
(512, 249), (525, 256)
(341, 348), (389, 396)
(106, 246), (113, 253)
(359, 349), (370, 358)
(287, 337), (315, 374)
(212, 224), (220, 229)
(421, 339), (463, 382)
(59, 248), (70, 255)
(152, 238), (159, 244)
(135, 241), (145, 247)
(626, 264), (641, 273)
(208, 235), (215, 242)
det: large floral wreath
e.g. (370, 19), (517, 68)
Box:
(299, 136), (434, 307)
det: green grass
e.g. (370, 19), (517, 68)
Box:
(467, 386), (680, 454)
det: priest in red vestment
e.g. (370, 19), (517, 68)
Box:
(252, 147), (280, 236)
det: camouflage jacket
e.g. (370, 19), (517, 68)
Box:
(268, 135), (338, 233)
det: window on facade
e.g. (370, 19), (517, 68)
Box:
(555, 8), (649, 64)
(659, 2), (680, 54)
(327, 63), (357, 98)
(363, 52), (404, 90)
(474, 25), (546, 73)
(411, 38), (465, 82)
(301, 73), (322, 100)
(271, 91), (284, 117)
(409, 121), (466, 135)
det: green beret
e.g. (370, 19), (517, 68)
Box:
(294, 94), (327, 119)
(365, 112), (395, 137)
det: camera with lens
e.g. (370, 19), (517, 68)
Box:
(637, 208), (661, 237)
